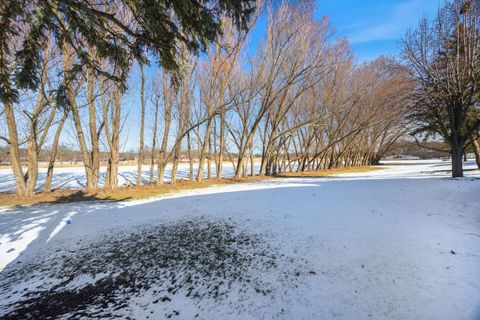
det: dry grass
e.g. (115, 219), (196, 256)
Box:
(0, 166), (383, 208)
(0, 176), (272, 208)
(277, 166), (384, 177)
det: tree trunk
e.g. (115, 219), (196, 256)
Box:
(4, 101), (28, 196)
(170, 145), (181, 185)
(87, 63), (100, 190)
(234, 144), (247, 178)
(106, 83), (121, 189)
(207, 132), (212, 179)
(217, 111), (225, 178)
(249, 143), (254, 176)
(451, 142), (464, 178)
(157, 160), (166, 185)
(156, 113), (171, 186)
(157, 72), (172, 185)
(235, 129), (256, 178)
(44, 109), (69, 193)
(472, 137), (480, 169)
(137, 63), (146, 186)
(197, 118), (213, 182)
(26, 126), (39, 195)
(187, 132), (194, 180)
(149, 97), (159, 184)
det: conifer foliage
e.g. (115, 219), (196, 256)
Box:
(0, 0), (256, 104)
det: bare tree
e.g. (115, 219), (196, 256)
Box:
(1, 34), (59, 195)
(402, 0), (480, 177)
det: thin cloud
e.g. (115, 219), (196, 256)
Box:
(347, 0), (439, 44)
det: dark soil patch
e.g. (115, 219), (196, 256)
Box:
(0, 217), (305, 319)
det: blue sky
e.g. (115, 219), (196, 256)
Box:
(315, 0), (441, 61)
(249, 0), (441, 62)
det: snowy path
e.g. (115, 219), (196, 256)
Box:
(0, 160), (479, 319)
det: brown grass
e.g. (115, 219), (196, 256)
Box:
(276, 166), (384, 177)
(0, 166), (384, 208)
(0, 176), (272, 208)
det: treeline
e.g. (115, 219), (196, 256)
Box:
(0, 146), (139, 164)
(0, 1), (411, 196)
(384, 140), (450, 159)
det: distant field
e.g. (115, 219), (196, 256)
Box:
(0, 159), (479, 195)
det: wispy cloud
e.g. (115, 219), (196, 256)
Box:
(346, 0), (438, 44)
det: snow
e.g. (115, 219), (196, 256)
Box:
(0, 162), (260, 193)
(0, 160), (479, 319)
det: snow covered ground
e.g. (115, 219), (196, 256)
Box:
(0, 160), (479, 319)
(0, 162), (260, 193)
(0, 159), (474, 193)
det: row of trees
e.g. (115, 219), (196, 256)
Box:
(1, 1), (413, 196)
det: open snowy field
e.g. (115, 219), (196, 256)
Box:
(0, 160), (479, 319)
(0, 162), (261, 193)
(0, 159), (476, 193)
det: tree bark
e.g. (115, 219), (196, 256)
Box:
(26, 123), (39, 195)
(157, 72), (172, 185)
(149, 96), (159, 183)
(451, 142), (464, 178)
(44, 109), (69, 193)
(4, 101), (27, 195)
(137, 63), (146, 186)
(249, 143), (254, 176)
(87, 62), (100, 190)
(187, 132), (194, 180)
(216, 111), (226, 178)
(105, 82), (121, 189)
(170, 144), (181, 185)
(197, 118), (213, 182)
(472, 137), (480, 169)
(207, 131), (212, 179)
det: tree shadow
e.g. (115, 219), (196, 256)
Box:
(36, 191), (132, 205)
